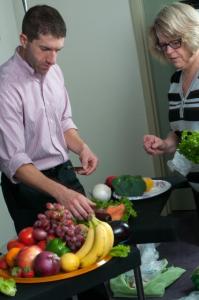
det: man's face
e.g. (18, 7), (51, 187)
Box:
(20, 33), (65, 74)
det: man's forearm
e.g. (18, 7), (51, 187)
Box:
(64, 128), (87, 155)
(15, 163), (65, 199)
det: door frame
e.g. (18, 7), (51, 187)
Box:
(128, 0), (167, 177)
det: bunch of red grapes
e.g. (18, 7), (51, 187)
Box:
(33, 202), (85, 251)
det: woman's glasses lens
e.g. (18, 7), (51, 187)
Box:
(156, 39), (181, 52)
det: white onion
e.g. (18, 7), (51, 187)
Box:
(92, 183), (111, 201)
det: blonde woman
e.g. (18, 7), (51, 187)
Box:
(143, 3), (199, 208)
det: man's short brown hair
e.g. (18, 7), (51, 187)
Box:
(22, 5), (66, 41)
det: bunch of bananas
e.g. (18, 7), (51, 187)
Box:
(75, 216), (114, 268)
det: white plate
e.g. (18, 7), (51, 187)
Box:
(113, 180), (171, 200)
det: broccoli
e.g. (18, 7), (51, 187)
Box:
(112, 175), (146, 197)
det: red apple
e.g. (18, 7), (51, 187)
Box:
(18, 227), (36, 246)
(105, 176), (117, 189)
(16, 245), (42, 269)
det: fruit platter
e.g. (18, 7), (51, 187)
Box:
(1, 174), (158, 292)
(0, 201), (131, 286)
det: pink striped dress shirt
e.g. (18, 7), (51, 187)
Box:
(0, 49), (77, 182)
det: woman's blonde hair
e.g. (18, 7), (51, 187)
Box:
(149, 2), (199, 62)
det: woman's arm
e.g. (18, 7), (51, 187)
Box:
(143, 131), (179, 156)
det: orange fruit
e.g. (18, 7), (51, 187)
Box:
(143, 177), (154, 192)
(5, 247), (21, 267)
(60, 253), (80, 272)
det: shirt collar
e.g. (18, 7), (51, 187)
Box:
(15, 46), (43, 81)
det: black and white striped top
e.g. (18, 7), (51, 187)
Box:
(168, 70), (199, 131)
(168, 70), (199, 173)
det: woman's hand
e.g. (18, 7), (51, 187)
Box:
(143, 132), (178, 155)
(143, 134), (168, 155)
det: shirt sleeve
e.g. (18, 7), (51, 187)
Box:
(0, 84), (33, 183)
(61, 87), (78, 133)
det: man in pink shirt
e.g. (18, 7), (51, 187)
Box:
(0, 5), (98, 233)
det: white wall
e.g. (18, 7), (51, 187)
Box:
(0, 0), (18, 249)
(0, 0), (155, 246)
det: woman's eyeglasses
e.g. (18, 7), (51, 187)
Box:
(156, 39), (182, 52)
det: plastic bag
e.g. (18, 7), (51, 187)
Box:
(138, 243), (167, 282)
(110, 243), (185, 297)
(175, 291), (199, 300)
(110, 265), (185, 298)
(124, 244), (168, 287)
(167, 151), (192, 176)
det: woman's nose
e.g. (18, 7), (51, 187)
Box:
(164, 45), (174, 54)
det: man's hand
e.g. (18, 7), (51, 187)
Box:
(15, 164), (96, 221)
(77, 144), (98, 175)
(64, 129), (98, 175)
(55, 185), (96, 220)
(143, 134), (167, 155)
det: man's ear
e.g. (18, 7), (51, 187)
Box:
(20, 33), (28, 48)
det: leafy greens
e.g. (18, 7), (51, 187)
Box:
(0, 277), (17, 297)
(178, 131), (199, 164)
(93, 197), (137, 221)
(109, 245), (131, 257)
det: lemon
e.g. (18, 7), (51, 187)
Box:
(143, 177), (154, 192)
(60, 253), (80, 272)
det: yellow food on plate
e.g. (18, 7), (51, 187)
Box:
(60, 253), (80, 272)
(143, 177), (154, 192)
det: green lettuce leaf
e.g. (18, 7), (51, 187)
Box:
(109, 245), (131, 257)
(178, 131), (199, 164)
(92, 197), (137, 221)
(0, 277), (17, 296)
